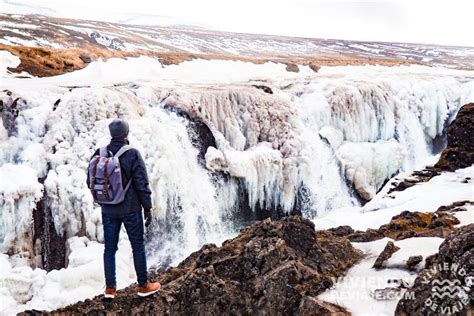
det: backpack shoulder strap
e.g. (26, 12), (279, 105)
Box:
(114, 145), (134, 158)
(99, 146), (108, 157)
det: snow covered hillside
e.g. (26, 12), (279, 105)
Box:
(1, 13), (474, 72)
(1, 51), (473, 313)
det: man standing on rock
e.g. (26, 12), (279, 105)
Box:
(87, 119), (161, 299)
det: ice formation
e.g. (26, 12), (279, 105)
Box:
(0, 56), (473, 313)
(0, 164), (43, 255)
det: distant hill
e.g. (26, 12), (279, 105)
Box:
(1, 13), (473, 77)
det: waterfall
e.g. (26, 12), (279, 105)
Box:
(1, 59), (473, 312)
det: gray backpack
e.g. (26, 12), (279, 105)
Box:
(88, 145), (133, 205)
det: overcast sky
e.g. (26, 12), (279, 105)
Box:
(2, 0), (473, 46)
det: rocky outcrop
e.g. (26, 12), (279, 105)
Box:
(321, 210), (461, 242)
(388, 167), (441, 194)
(395, 224), (474, 315)
(43, 216), (361, 315)
(436, 200), (474, 213)
(435, 103), (474, 171)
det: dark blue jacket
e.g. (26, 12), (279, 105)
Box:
(87, 138), (152, 215)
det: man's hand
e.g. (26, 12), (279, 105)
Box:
(144, 209), (152, 227)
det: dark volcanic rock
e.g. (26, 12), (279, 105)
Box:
(388, 167), (441, 194)
(33, 179), (67, 271)
(308, 63), (321, 73)
(298, 297), (350, 315)
(44, 216), (361, 315)
(350, 211), (460, 242)
(325, 211), (461, 243)
(79, 54), (92, 63)
(395, 224), (474, 316)
(445, 103), (474, 149)
(435, 103), (474, 171)
(252, 84), (273, 94)
(406, 255), (423, 271)
(436, 200), (474, 213)
(436, 147), (474, 171)
(373, 241), (400, 269)
(285, 63), (300, 72)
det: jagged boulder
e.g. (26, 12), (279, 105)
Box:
(435, 103), (474, 171)
(373, 241), (400, 269)
(406, 255), (423, 271)
(395, 224), (474, 315)
(41, 216), (361, 315)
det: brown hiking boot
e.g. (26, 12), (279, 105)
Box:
(137, 282), (161, 297)
(104, 287), (116, 299)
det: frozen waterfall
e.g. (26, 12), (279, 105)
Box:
(0, 58), (473, 312)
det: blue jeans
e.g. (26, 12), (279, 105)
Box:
(102, 212), (148, 287)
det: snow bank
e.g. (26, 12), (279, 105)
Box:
(0, 235), (136, 313)
(0, 50), (20, 77)
(313, 166), (474, 232)
(313, 167), (474, 316)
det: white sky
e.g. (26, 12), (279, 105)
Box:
(1, 0), (473, 47)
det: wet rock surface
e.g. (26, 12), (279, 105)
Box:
(38, 216), (361, 315)
(395, 224), (474, 316)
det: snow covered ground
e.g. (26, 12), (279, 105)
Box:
(0, 53), (473, 314)
(316, 166), (474, 315)
(1, 13), (474, 69)
(318, 237), (444, 316)
(313, 166), (474, 232)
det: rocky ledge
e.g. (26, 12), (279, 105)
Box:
(29, 216), (361, 315)
(319, 206), (467, 243)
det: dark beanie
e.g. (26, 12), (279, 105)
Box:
(109, 119), (129, 138)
